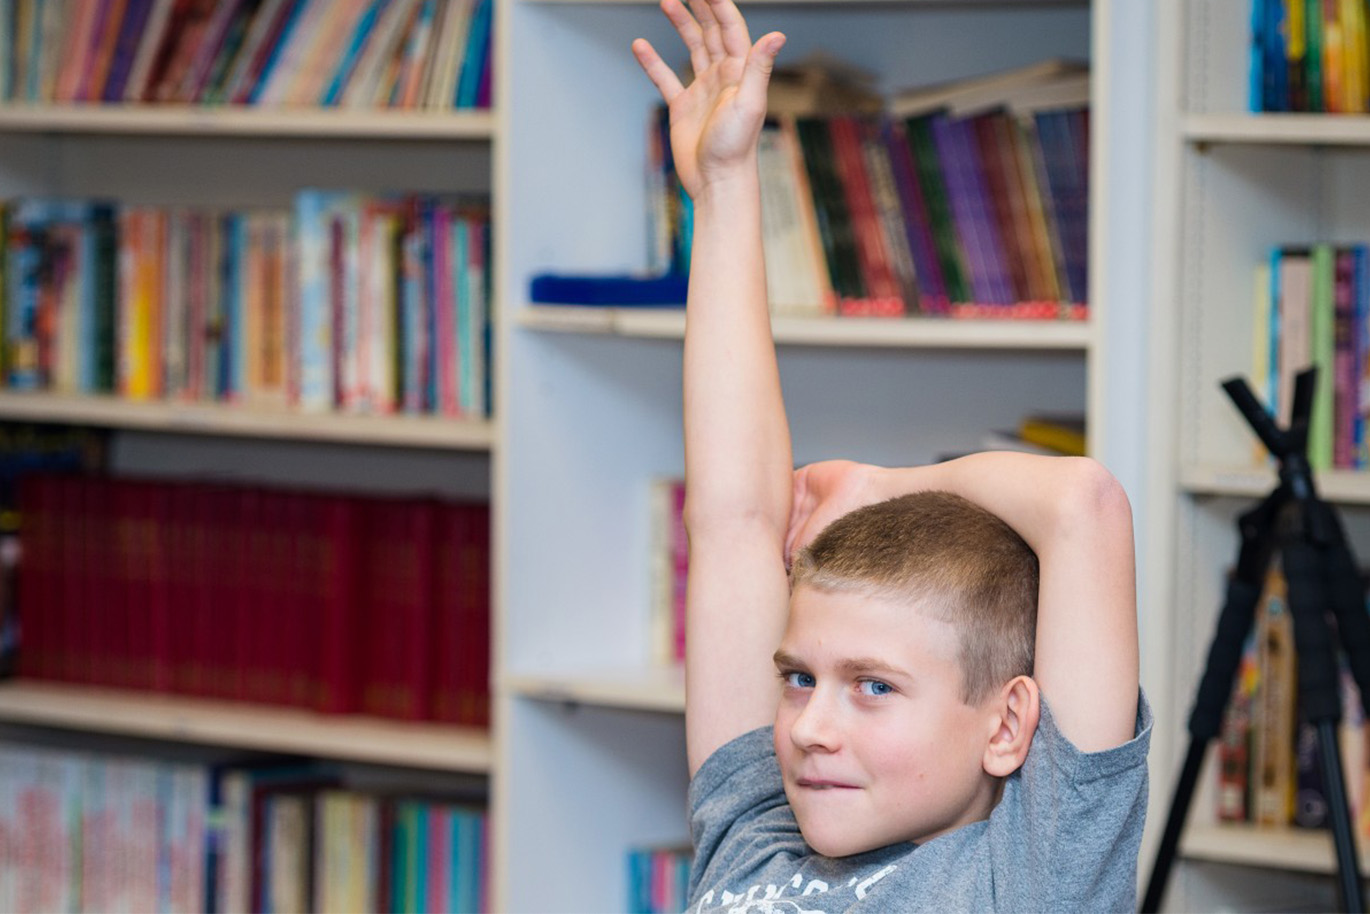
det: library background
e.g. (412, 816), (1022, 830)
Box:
(0, 0), (1362, 912)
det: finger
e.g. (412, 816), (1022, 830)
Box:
(706, 0), (753, 59)
(659, 0), (711, 83)
(632, 38), (686, 103)
(736, 31), (785, 111)
(688, 0), (725, 63)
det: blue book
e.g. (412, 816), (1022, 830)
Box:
(455, 0), (492, 109)
(245, 0), (311, 105)
(320, 0), (385, 106)
(529, 272), (688, 306)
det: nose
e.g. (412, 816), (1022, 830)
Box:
(788, 687), (841, 753)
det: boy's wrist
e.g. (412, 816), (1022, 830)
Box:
(691, 164), (761, 213)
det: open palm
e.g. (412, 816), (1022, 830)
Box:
(632, 0), (785, 199)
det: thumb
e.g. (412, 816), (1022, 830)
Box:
(737, 31), (786, 110)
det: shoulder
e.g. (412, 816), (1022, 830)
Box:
(982, 689), (1152, 911)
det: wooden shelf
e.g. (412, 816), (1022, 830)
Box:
(0, 391), (495, 451)
(1180, 464), (1370, 504)
(0, 680), (492, 773)
(1183, 113), (1370, 147)
(505, 666), (686, 714)
(0, 104), (496, 140)
(1182, 823), (1370, 875)
(519, 306), (1092, 351)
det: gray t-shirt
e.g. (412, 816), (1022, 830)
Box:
(686, 693), (1152, 913)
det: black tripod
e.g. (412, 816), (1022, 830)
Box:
(1142, 368), (1370, 913)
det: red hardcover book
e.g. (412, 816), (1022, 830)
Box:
(55, 474), (85, 684)
(430, 500), (490, 727)
(279, 492), (313, 709)
(203, 484), (241, 700)
(16, 474), (56, 680)
(111, 477), (145, 691)
(146, 479), (174, 693)
(184, 483), (216, 697)
(314, 493), (362, 714)
(827, 116), (903, 316)
(53, 475), (81, 684)
(82, 476), (116, 686)
(167, 481), (198, 695)
(360, 497), (435, 721)
(238, 486), (270, 704)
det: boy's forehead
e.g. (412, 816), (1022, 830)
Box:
(782, 585), (960, 660)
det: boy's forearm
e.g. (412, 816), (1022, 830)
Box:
(871, 453), (1140, 749)
(683, 168), (793, 539)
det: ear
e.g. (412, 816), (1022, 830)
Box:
(982, 675), (1040, 778)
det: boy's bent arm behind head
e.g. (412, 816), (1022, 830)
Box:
(633, 0), (793, 775)
(865, 454), (1141, 752)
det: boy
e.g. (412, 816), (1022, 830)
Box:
(632, 1), (1151, 910)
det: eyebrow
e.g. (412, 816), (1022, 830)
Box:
(773, 650), (908, 679)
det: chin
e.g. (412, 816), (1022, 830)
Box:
(797, 823), (881, 859)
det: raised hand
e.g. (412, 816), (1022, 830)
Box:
(631, 0), (785, 200)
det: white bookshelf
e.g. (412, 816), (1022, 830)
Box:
(495, 0), (1168, 910)
(0, 104), (498, 140)
(0, 391), (496, 450)
(519, 305), (1093, 350)
(1147, 0), (1370, 908)
(0, 680), (493, 773)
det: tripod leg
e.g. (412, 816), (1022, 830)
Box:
(1284, 538), (1365, 912)
(1142, 571), (1267, 912)
(1141, 740), (1206, 912)
(1319, 720), (1367, 913)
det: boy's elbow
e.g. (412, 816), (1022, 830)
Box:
(1055, 457), (1133, 533)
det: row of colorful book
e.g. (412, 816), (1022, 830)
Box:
(2, 0), (493, 111)
(1250, 244), (1370, 471)
(1214, 565), (1370, 837)
(0, 745), (488, 914)
(1249, 0), (1370, 113)
(17, 472), (492, 727)
(4, 191), (492, 418)
(627, 845), (691, 914)
(647, 59), (1090, 319)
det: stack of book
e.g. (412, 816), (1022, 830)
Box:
(1249, 0), (1370, 113)
(1214, 565), (1370, 839)
(17, 473), (492, 728)
(2, 192), (492, 419)
(627, 844), (691, 914)
(1250, 244), (1370, 471)
(0, 745), (490, 914)
(1, 0), (494, 110)
(646, 59), (1090, 320)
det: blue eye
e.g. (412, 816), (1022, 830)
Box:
(782, 671), (816, 689)
(858, 679), (894, 697)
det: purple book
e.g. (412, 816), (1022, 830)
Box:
(882, 120), (948, 314)
(101, 0), (157, 103)
(930, 114), (991, 306)
(951, 115), (1015, 306)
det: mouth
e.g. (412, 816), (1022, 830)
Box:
(796, 778), (859, 790)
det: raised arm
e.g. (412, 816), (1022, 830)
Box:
(634, 0), (791, 775)
(790, 454), (1140, 752)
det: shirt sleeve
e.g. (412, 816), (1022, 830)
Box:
(686, 726), (805, 903)
(987, 689), (1154, 913)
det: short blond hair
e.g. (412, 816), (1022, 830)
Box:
(788, 490), (1038, 704)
